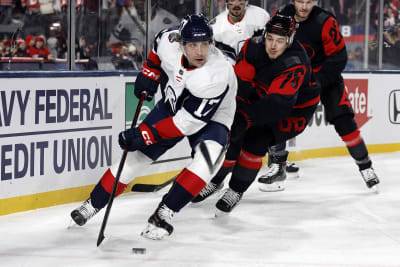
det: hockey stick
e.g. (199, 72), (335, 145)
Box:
(131, 175), (177, 192)
(199, 141), (228, 174)
(97, 92), (146, 247)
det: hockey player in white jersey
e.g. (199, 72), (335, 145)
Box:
(211, 0), (270, 63)
(70, 14), (237, 240)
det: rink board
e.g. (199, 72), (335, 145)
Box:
(0, 72), (399, 215)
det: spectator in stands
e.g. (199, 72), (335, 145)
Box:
(384, 23), (400, 47)
(0, 0), (13, 24)
(369, 23), (400, 68)
(111, 43), (134, 70)
(385, 6), (396, 26)
(13, 38), (30, 57)
(267, 0), (280, 16)
(0, 40), (10, 57)
(329, 0), (352, 25)
(25, 35), (35, 49)
(28, 35), (54, 60)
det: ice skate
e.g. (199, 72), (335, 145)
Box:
(215, 188), (243, 216)
(258, 162), (287, 192)
(70, 199), (99, 226)
(192, 182), (223, 203)
(141, 203), (175, 240)
(268, 152), (299, 178)
(286, 161), (300, 179)
(360, 167), (380, 193)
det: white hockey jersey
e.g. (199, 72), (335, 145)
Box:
(211, 5), (270, 61)
(152, 28), (237, 135)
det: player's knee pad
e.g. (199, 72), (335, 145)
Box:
(112, 150), (153, 184)
(333, 115), (358, 137)
(187, 140), (224, 184)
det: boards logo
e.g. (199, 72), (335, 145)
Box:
(344, 79), (372, 128)
(125, 82), (155, 128)
(389, 90), (400, 124)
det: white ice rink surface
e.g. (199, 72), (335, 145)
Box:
(1, 152), (400, 267)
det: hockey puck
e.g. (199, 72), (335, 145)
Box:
(132, 248), (146, 254)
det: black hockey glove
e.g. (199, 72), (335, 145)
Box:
(134, 62), (161, 101)
(118, 123), (160, 151)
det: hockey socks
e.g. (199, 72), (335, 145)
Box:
(90, 168), (128, 210)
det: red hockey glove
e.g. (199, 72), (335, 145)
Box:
(134, 61), (161, 101)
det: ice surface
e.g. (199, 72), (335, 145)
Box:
(1, 152), (399, 267)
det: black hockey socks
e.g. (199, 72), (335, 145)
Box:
(228, 149), (263, 193)
(334, 115), (372, 171)
(162, 168), (206, 212)
(211, 160), (235, 184)
(90, 168), (128, 209)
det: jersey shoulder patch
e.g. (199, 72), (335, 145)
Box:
(153, 27), (179, 53)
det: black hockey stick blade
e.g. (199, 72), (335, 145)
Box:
(131, 175), (177, 192)
(199, 141), (227, 173)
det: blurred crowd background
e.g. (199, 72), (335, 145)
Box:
(0, 0), (399, 71)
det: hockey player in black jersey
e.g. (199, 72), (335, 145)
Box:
(260, 0), (379, 191)
(193, 14), (320, 214)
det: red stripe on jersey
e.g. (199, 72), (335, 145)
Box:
(341, 129), (362, 147)
(148, 49), (161, 66)
(237, 149), (263, 169)
(153, 116), (184, 139)
(313, 65), (322, 73)
(293, 95), (320, 108)
(222, 159), (237, 167)
(175, 168), (207, 196)
(339, 88), (352, 107)
(321, 17), (345, 56)
(100, 168), (128, 196)
(268, 65), (306, 95)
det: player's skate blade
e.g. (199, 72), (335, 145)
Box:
(215, 208), (230, 218)
(360, 167), (380, 193)
(141, 224), (170, 240)
(369, 184), (379, 194)
(259, 181), (285, 192)
(141, 203), (174, 240)
(214, 188), (243, 216)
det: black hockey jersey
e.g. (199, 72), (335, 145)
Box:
(279, 4), (347, 88)
(234, 38), (320, 125)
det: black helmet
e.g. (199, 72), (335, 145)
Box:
(265, 14), (296, 46)
(179, 14), (213, 43)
